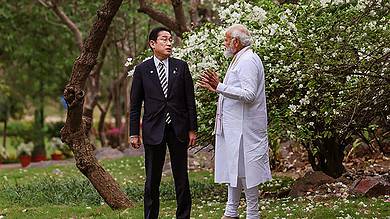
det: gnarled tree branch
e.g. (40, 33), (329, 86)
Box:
(60, 0), (132, 209)
(171, 0), (189, 34)
(38, 0), (83, 50)
(137, 0), (189, 37)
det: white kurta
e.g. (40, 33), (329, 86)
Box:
(214, 47), (272, 189)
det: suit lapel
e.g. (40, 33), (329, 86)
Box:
(167, 58), (176, 97)
(146, 58), (165, 97)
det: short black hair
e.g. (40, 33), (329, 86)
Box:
(148, 27), (171, 41)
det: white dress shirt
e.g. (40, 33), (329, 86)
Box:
(154, 56), (169, 82)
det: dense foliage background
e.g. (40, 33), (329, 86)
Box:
(171, 0), (390, 176)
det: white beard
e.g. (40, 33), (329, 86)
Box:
(224, 47), (234, 58)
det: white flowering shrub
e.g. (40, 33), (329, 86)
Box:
(0, 145), (8, 160)
(16, 142), (34, 157)
(50, 137), (65, 154)
(173, 0), (390, 176)
(49, 137), (73, 157)
(128, 0), (389, 176)
(261, 0), (390, 176)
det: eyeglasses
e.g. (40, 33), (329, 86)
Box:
(157, 37), (174, 45)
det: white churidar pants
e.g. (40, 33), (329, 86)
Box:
(224, 142), (260, 219)
(224, 177), (260, 219)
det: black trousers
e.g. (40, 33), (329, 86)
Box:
(143, 123), (191, 219)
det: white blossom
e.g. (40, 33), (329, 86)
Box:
(320, 0), (331, 7)
(269, 24), (279, 36)
(124, 57), (133, 67)
(289, 104), (298, 113)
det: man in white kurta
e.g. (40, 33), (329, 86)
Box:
(200, 24), (272, 219)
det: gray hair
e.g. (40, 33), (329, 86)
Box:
(226, 24), (253, 47)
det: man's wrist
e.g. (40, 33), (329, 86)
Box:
(216, 82), (225, 93)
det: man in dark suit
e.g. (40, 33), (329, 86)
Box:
(129, 27), (197, 219)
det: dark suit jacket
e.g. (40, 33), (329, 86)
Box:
(129, 57), (197, 145)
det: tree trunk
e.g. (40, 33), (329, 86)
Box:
(144, 18), (153, 51)
(306, 136), (346, 178)
(113, 83), (122, 129)
(189, 0), (200, 27)
(83, 45), (107, 137)
(123, 77), (131, 150)
(138, 0), (190, 37)
(32, 80), (46, 159)
(132, 15), (137, 57)
(2, 119), (6, 148)
(97, 94), (112, 147)
(110, 64), (129, 148)
(171, 0), (188, 35)
(60, 0), (132, 209)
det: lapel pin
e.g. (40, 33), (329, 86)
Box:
(150, 70), (154, 74)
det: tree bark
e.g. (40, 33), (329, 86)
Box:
(32, 80), (46, 159)
(38, 0), (83, 51)
(2, 120), (6, 149)
(138, 0), (189, 37)
(60, 0), (132, 209)
(97, 95), (112, 147)
(171, 0), (189, 35)
(144, 18), (153, 51)
(132, 16), (137, 56)
(111, 67), (128, 148)
(306, 136), (346, 178)
(189, 0), (200, 27)
(124, 77), (131, 150)
(83, 45), (108, 135)
(113, 82), (122, 129)
(51, 4), (83, 51)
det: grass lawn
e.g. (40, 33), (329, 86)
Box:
(0, 157), (389, 218)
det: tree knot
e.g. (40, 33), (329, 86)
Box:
(64, 86), (85, 108)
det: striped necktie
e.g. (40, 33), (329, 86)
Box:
(158, 62), (171, 124)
